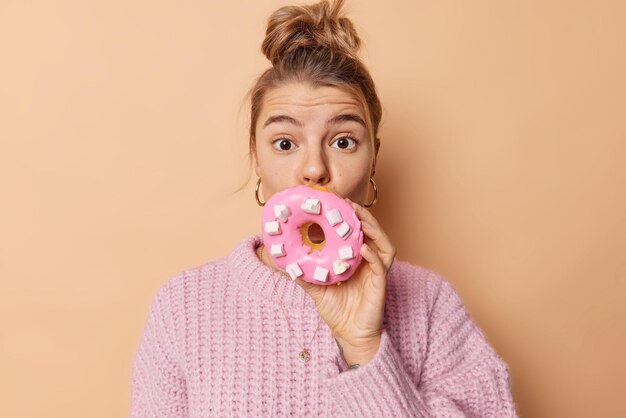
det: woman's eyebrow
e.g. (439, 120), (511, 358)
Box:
(327, 113), (366, 128)
(263, 113), (366, 129)
(263, 115), (303, 128)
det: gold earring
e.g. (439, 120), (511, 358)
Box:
(255, 178), (266, 207)
(364, 178), (378, 208)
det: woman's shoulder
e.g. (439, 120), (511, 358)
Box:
(388, 258), (450, 291)
(386, 258), (463, 313)
(147, 254), (233, 314)
(148, 236), (259, 308)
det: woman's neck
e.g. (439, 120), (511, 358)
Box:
(255, 244), (275, 269)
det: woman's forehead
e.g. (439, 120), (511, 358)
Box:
(261, 83), (365, 116)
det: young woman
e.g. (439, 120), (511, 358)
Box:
(131, 1), (516, 416)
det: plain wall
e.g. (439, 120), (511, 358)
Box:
(1, 1), (624, 416)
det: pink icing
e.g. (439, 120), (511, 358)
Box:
(261, 185), (363, 285)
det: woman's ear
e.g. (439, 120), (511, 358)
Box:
(372, 137), (381, 176)
(375, 137), (381, 158)
(252, 150), (261, 178)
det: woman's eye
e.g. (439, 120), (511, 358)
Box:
(331, 136), (357, 150)
(272, 138), (296, 151)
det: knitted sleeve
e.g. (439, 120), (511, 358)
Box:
(130, 279), (189, 417)
(322, 275), (517, 417)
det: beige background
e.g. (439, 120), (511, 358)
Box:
(1, 1), (625, 417)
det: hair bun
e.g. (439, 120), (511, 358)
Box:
(262, 0), (361, 66)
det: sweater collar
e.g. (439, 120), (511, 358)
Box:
(228, 235), (316, 310)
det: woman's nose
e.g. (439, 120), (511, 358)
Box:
(300, 148), (329, 186)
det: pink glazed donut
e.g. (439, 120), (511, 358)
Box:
(261, 185), (363, 285)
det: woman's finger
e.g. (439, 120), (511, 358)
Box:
(348, 199), (396, 270)
(361, 222), (395, 271)
(360, 243), (387, 290)
(363, 236), (388, 269)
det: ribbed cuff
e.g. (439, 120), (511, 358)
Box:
(321, 330), (428, 417)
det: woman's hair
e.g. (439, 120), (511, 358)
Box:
(249, 0), (382, 168)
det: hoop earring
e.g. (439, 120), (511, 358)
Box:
(255, 178), (266, 207)
(364, 178), (378, 208)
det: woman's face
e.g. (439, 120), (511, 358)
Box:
(254, 82), (375, 205)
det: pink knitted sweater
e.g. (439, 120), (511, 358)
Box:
(131, 236), (516, 417)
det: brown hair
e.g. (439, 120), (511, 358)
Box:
(249, 0), (382, 169)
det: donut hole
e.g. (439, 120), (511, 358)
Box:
(300, 222), (326, 253)
(307, 223), (325, 244)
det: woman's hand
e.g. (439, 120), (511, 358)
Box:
(297, 199), (396, 367)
